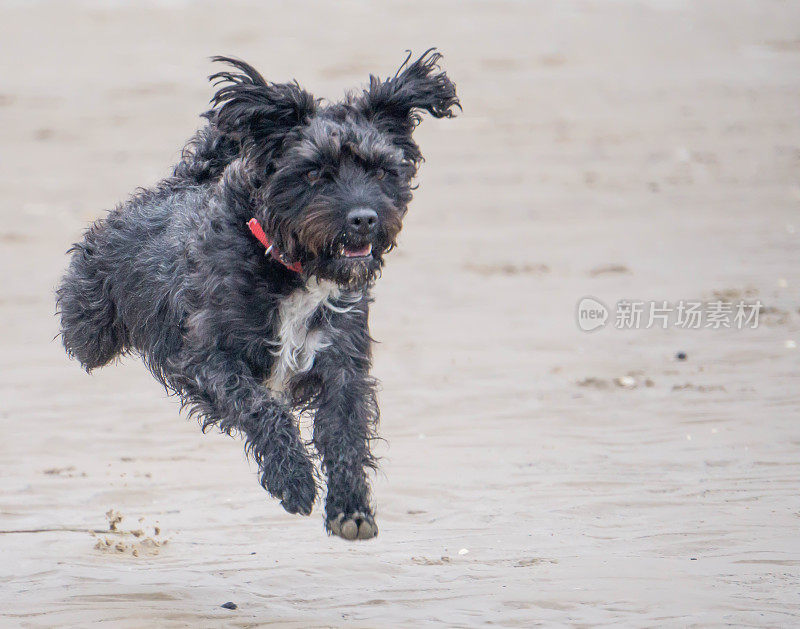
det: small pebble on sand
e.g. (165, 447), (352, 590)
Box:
(614, 376), (637, 389)
(458, 548), (469, 555)
(221, 602), (238, 610)
(676, 351), (687, 361)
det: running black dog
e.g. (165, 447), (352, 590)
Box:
(56, 50), (459, 540)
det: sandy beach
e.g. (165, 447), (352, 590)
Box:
(1, 1), (799, 626)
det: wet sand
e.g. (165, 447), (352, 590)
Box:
(1, 1), (799, 626)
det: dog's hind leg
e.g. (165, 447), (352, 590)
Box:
(57, 236), (126, 370)
(169, 350), (317, 515)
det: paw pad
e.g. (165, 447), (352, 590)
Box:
(328, 511), (378, 540)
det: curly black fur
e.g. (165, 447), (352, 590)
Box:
(56, 50), (459, 540)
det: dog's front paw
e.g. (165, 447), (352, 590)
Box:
(259, 447), (317, 515)
(277, 472), (316, 516)
(326, 511), (378, 540)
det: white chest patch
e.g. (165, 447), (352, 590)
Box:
(266, 279), (357, 394)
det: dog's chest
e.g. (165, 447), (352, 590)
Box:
(266, 279), (347, 393)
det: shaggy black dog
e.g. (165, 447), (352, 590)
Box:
(56, 50), (459, 540)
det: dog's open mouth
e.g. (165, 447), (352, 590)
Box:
(339, 243), (372, 259)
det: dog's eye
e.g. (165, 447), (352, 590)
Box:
(375, 168), (386, 180)
(307, 169), (321, 184)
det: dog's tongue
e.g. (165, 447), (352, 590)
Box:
(344, 244), (372, 258)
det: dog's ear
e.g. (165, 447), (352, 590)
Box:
(357, 49), (460, 165)
(208, 56), (316, 165)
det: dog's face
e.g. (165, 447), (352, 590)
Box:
(210, 50), (459, 288)
(262, 118), (410, 287)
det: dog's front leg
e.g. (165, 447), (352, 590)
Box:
(171, 350), (317, 515)
(310, 310), (379, 540)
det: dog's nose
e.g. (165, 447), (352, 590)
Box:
(346, 208), (378, 236)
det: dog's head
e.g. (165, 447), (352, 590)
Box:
(209, 50), (459, 288)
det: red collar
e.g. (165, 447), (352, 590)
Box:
(246, 218), (303, 274)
